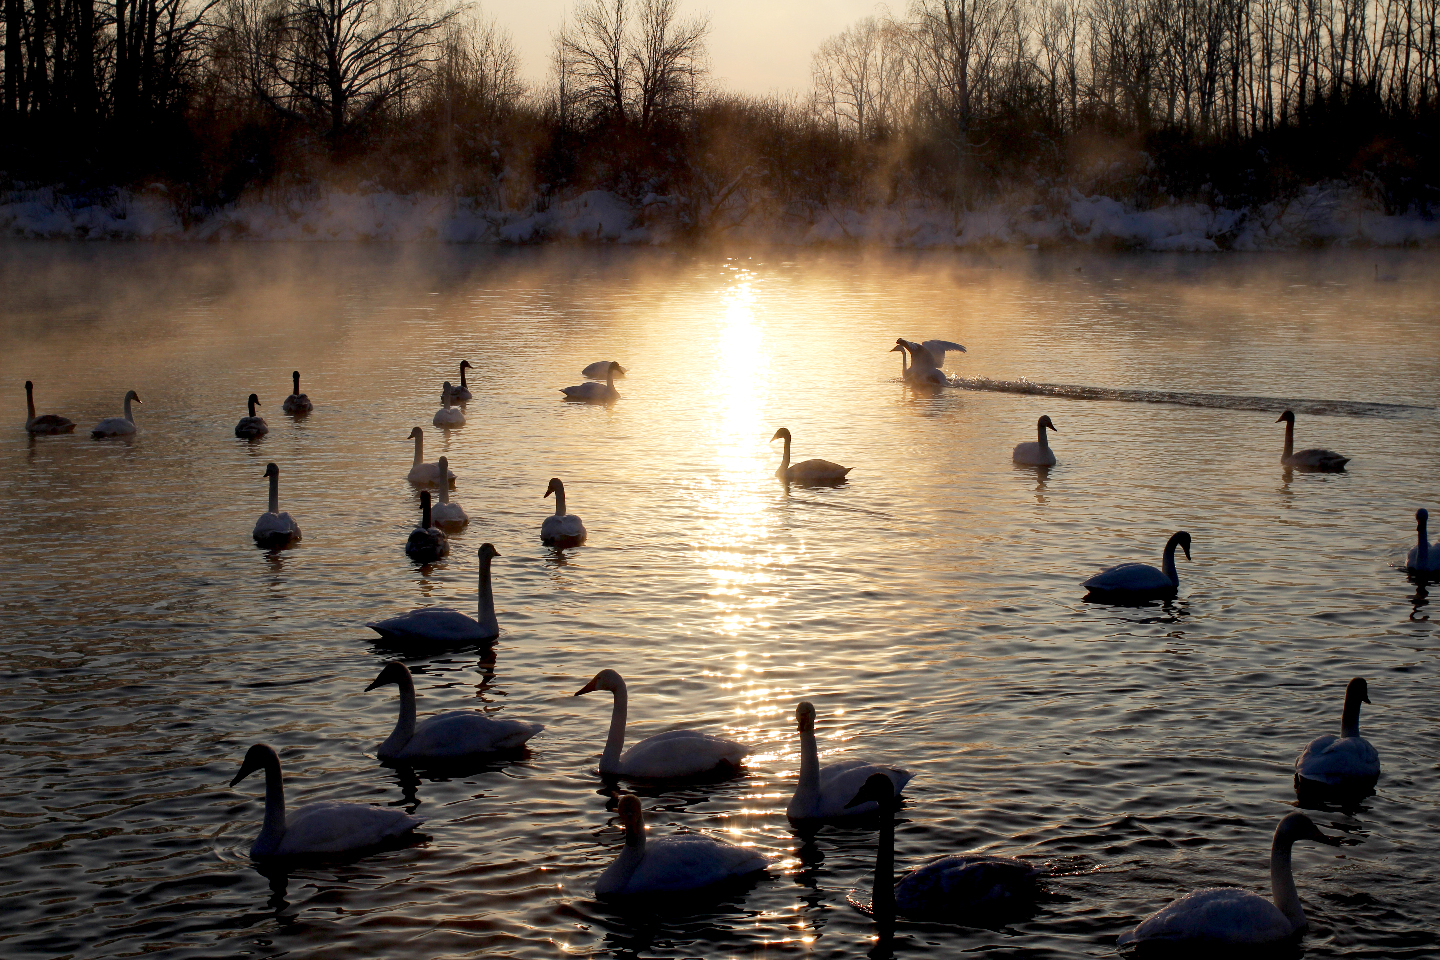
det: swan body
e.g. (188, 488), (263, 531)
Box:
(575, 669), (750, 780)
(583, 361), (627, 380)
(1295, 677), (1380, 790)
(1117, 812), (1337, 947)
(771, 427), (852, 485)
(367, 544), (502, 646)
(235, 393), (268, 439)
(1277, 410), (1349, 471)
(447, 360), (473, 402)
(24, 381), (75, 433)
(562, 361), (621, 403)
(596, 794), (768, 897)
(1406, 508), (1440, 572)
(91, 390), (141, 437)
(405, 427), (456, 485)
(430, 457), (468, 527)
(253, 462), (302, 548)
(1083, 531), (1191, 600)
(405, 490), (449, 563)
(282, 371), (312, 414)
(892, 340), (947, 386)
(1012, 415), (1058, 466)
(366, 660), (543, 761)
(541, 477), (587, 546)
(433, 383), (466, 427)
(229, 743), (424, 859)
(787, 701), (913, 820)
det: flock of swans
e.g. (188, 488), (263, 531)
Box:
(17, 342), (1413, 952)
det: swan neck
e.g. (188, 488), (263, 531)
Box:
(599, 684), (628, 772)
(248, 396), (257, 417)
(268, 471), (280, 514)
(1270, 830), (1306, 933)
(796, 725), (820, 800)
(123, 395), (134, 423)
(384, 671), (419, 754)
(1283, 419), (1294, 459)
(259, 752), (287, 849)
(443, 389), (451, 410)
(478, 555), (497, 633)
(553, 487), (567, 517)
(624, 814), (646, 851)
(459, 365), (467, 388)
(1418, 516), (1429, 562)
(292, 372), (300, 393)
(412, 434), (423, 466)
(781, 436), (791, 472)
(421, 497), (433, 529)
(1340, 692), (1363, 739)
(438, 476), (450, 503)
(606, 368), (615, 388)
(873, 807), (896, 918)
(26, 383), (35, 419)
(1038, 422), (1050, 449)
(1162, 539), (1180, 586)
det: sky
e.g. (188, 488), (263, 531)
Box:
(498, 0), (890, 97)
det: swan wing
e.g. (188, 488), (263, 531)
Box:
(1083, 562), (1172, 592)
(809, 760), (915, 817)
(1012, 441), (1056, 466)
(619, 835), (769, 894)
(91, 417), (136, 436)
(403, 712), (545, 758)
(28, 414), (75, 433)
(282, 394), (312, 413)
(894, 854), (1043, 918)
(272, 801), (424, 856)
(1406, 543), (1440, 571)
(618, 730), (751, 778)
(253, 511), (301, 540)
(1286, 447), (1349, 470)
(366, 608), (491, 643)
(787, 459), (852, 484)
(921, 340), (966, 364)
(431, 502), (469, 525)
(1118, 887), (1292, 946)
(1295, 734), (1380, 783)
(561, 382), (604, 400)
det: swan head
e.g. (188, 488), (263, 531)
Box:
(438, 456), (449, 473)
(418, 490), (432, 521)
(1038, 415), (1057, 432)
(770, 428), (791, 443)
(544, 477), (564, 499)
(1345, 676), (1371, 706)
(616, 793), (645, 838)
(365, 659), (412, 692)
(124, 390), (142, 404)
(263, 462), (279, 478)
(292, 370), (300, 379)
(460, 360), (472, 370)
(846, 772), (898, 810)
(795, 701), (816, 733)
(1168, 530), (1193, 561)
(25, 380), (33, 391)
(1275, 811), (1340, 846)
(1417, 508), (1428, 528)
(442, 381), (453, 392)
(609, 361), (625, 375)
(575, 668), (624, 697)
(407, 426), (424, 440)
(230, 743), (278, 787)
(478, 543), (500, 560)
(248, 393), (261, 405)
(1276, 409), (1295, 424)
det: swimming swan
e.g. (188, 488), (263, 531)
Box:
(24, 381), (75, 433)
(848, 773), (1044, 922)
(574, 668), (751, 779)
(366, 660), (543, 762)
(562, 361), (621, 403)
(1294, 677), (1380, 793)
(892, 340), (946, 386)
(1406, 509), (1440, 572)
(448, 360), (473, 402)
(405, 427), (456, 486)
(253, 462), (302, 548)
(541, 477), (587, 546)
(405, 491), (449, 563)
(1117, 812), (1338, 948)
(595, 794), (769, 897)
(91, 390), (141, 438)
(229, 743), (425, 858)
(787, 701), (913, 820)
(235, 394), (268, 439)
(1083, 531), (1191, 600)
(433, 383), (466, 427)
(1277, 410), (1349, 471)
(583, 360), (627, 380)
(282, 371), (312, 414)
(771, 427), (852, 485)
(367, 544), (502, 646)
(1012, 415), (1059, 466)
(430, 457), (468, 527)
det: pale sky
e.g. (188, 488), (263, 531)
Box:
(497, 1), (891, 97)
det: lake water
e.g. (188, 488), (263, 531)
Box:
(2, 244), (1438, 959)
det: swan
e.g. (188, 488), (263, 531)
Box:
(448, 360), (473, 402)
(367, 543), (502, 646)
(1406, 509), (1440, 572)
(430, 457), (468, 527)
(281, 371), (312, 414)
(365, 660), (543, 762)
(405, 427), (456, 486)
(771, 428), (852, 485)
(253, 462), (302, 548)
(24, 381), (75, 433)
(91, 390), (141, 437)
(848, 773), (1044, 922)
(1277, 410), (1349, 471)
(892, 340), (946, 386)
(595, 794), (769, 897)
(433, 383), (466, 427)
(229, 743), (425, 858)
(1294, 677), (1380, 793)
(405, 491), (449, 563)
(787, 701), (913, 820)
(1012, 415), (1059, 466)
(541, 477), (587, 546)
(574, 669), (751, 779)
(235, 393), (268, 439)
(1083, 531), (1192, 600)
(583, 360), (627, 380)
(561, 361), (621, 403)
(1117, 812), (1338, 948)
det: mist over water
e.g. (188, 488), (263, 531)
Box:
(2, 244), (1438, 959)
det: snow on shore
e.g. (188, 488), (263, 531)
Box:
(2, 181), (1436, 249)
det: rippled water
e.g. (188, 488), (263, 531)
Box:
(2, 245), (1438, 959)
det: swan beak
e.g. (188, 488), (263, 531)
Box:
(889, 344), (902, 352)
(574, 678), (599, 696)
(1183, 546), (1192, 561)
(229, 763), (255, 787)
(363, 677), (387, 692)
(1363, 694), (1372, 704)
(1275, 414), (1285, 422)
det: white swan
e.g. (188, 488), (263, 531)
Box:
(367, 544), (502, 646)
(449, 360), (473, 402)
(253, 462), (302, 548)
(1083, 531), (1191, 600)
(235, 393), (268, 439)
(787, 701), (913, 820)
(848, 774), (1043, 922)
(229, 743), (425, 858)
(1277, 410), (1349, 471)
(1406, 508), (1440, 572)
(1117, 812), (1338, 948)
(366, 660), (543, 762)
(24, 381), (75, 433)
(771, 427), (852, 485)
(405, 490), (449, 563)
(430, 457), (468, 527)
(91, 390), (141, 438)
(561, 361), (622, 403)
(541, 477), (587, 546)
(282, 371), (312, 414)
(433, 383), (466, 427)
(583, 360), (627, 380)
(1012, 415), (1058, 466)
(892, 340), (946, 386)
(1295, 677), (1380, 792)
(574, 669), (751, 779)
(405, 427), (456, 486)
(596, 794), (769, 897)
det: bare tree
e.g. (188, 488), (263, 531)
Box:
(629, 0), (707, 132)
(561, 0), (628, 125)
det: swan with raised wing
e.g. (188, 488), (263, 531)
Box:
(366, 660), (543, 762)
(562, 361), (621, 403)
(771, 427), (851, 485)
(430, 457), (468, 527)
(1083, 531), (1191, 601)
(405, 427), (456, 485)
(596, 794), (769, 897)
(405, 491), (449, 563)
(1012, 415), (1059, 466)
(434, 383), (466, 427)
(541, 477), (587, 546)
(282, 371), (312, 414)
(253, 462), (302, 548)
(235, 394), (268, 439)
(787, 701), (913, 820)
(24, 381), (74, 433)
(367, 544), (502, 646)
(1406, 509), (1440, 573)
(1277, 410), (1349, 471)
(892, 339), (947, 386)
(91, 390), (141, 438)
(1295, 677), (1380, 794)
